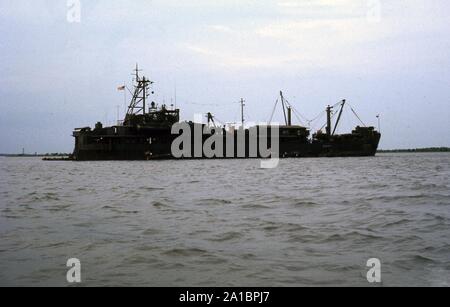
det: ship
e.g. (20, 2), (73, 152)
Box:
(72, 66), (381, 161)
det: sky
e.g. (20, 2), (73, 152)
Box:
(0, 0), (449, 153)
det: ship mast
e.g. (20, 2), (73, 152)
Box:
(125, 64), (154, 121)
(280, 91), (292, 126)
(326, 105), (333, 136)
(240, 98), (245, 126)
(332, 100), (346, 135)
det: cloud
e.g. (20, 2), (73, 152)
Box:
(207, 25), (234, 33)
(183, 16), (389, 71)
(277, 0), (361, 10)
(184, 43), (306, 68)
(180, 0), (449, 73)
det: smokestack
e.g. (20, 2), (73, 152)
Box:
(326, 105), (332, 136)
(287, 107), (292, 126)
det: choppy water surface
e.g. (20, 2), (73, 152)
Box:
(0, 153), (449, 286)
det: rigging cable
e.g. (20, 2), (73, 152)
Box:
(284, 98), (310, 126)
(348, 103), (366, 127)
(309, 112), (326, 131)
(291, 108), (307, 126)
(310, 110), (326, 122)
(268, 98), (279, 124)
(317, 110), (338, 132)
(280, 95), (288, 125)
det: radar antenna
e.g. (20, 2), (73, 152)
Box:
(125, 64), (154, 120)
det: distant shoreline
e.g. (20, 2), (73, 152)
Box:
(1, 148), (449, 157)
(0, 153), (71, 158)
(377, 147), (450, 153)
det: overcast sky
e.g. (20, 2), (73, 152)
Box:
(0, 0), (449, 153)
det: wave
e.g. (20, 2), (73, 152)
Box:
(208, 231), (243, 242)
(162, 248), (209, 257)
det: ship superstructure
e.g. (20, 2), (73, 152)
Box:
(72, 67), (380, 161)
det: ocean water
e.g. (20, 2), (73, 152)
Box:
(0, 153), (449, 287)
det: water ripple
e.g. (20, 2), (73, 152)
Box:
(0, 153), (449, 286)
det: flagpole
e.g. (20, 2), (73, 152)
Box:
(124, 82), (127, 119)
(117, 83), (127, 125)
